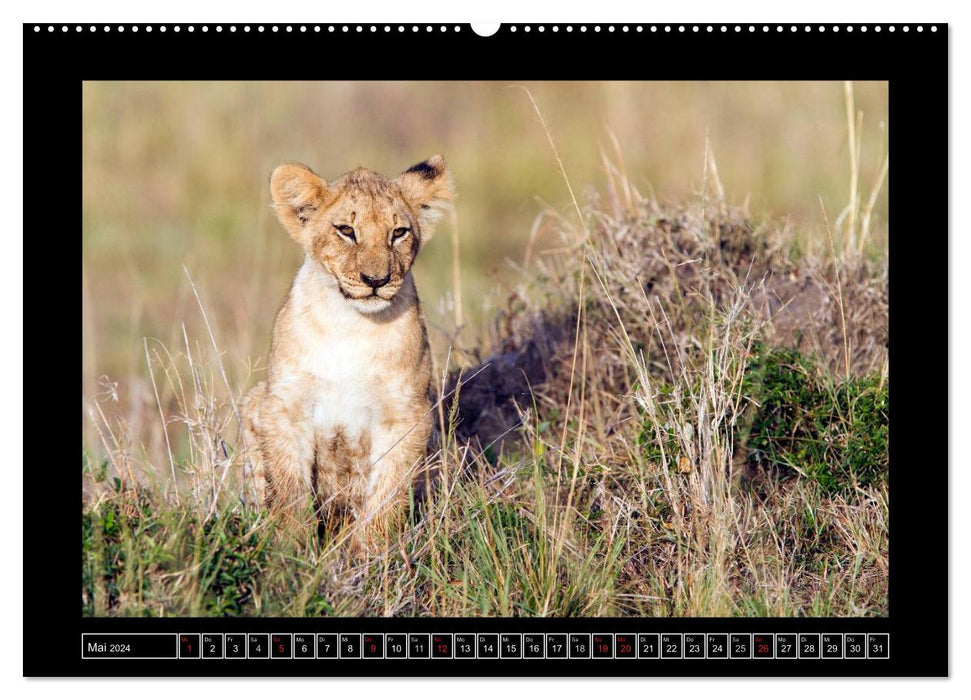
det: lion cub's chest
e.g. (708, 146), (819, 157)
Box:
(302, 332), (391, 437)
(279, 302), (417, 445)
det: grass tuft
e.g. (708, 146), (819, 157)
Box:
(739, 343), (889, 493)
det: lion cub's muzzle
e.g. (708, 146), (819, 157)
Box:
(350, 272), (399, 298)
(339, 275), (402, 311)
(360, 272), (392, 290)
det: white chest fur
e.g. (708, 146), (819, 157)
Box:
(305, 344), (382, 436)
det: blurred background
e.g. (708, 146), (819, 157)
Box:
(82, 80), (888, 443)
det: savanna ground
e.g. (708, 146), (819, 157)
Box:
(82, 81), (889, 617)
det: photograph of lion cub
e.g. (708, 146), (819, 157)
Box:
(83, 81), (891, 618)
(240, 156), (455, 546)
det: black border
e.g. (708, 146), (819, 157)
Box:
(26, 22), (948, 677)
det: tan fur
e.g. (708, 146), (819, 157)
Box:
(241, 155), (454, 547)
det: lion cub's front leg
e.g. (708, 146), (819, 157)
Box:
(352, 412), (433, 552)
(241, 385), (316, 537)
(239, 381), (267, 508)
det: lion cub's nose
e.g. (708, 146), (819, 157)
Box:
(360, 272), (392, 289)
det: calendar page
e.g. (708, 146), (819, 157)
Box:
(23, 20), (946, 678)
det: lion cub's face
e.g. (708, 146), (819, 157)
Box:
(270, 155), (455, 314)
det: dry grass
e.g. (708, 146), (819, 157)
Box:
(82, 82), (889, 618)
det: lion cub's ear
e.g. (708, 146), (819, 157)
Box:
(270, 163), (329, 245)
(395, 154), (456, 241)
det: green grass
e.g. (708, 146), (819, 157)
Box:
(739, 343), (889, 492)
(82, 441), (887, 618)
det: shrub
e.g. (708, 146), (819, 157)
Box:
(739, 343), (888, 492)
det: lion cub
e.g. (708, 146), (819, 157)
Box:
(241, 155), (454, 545)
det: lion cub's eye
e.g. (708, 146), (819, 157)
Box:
(392, 227), (410, 242)
(334, 224), (356, 242)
